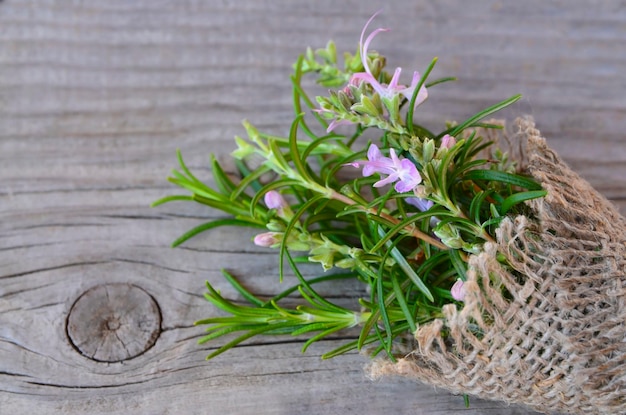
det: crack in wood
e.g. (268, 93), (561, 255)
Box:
(109, 257), (191, 274)
(0, 371), (33, 378)
(7, 223), (108, 231)
(0, 261), (109, 280)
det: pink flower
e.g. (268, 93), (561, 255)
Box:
(326, 119), (355, 133)
(264, 190), (288, 211)
(441, 134), (456, 149)
(350, 11), (427, 108)
(451, 279), (466, 302)
(253, 232), (281, 247)
(348, 144), (421, 193)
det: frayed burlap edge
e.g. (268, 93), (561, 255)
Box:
(368, 117), (626, 415)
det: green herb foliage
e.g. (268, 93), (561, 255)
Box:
(154, 35), (545, 361)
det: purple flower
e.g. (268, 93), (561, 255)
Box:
(451, 279), (466, 302)
(405, 197), (434, 212)
(348, 144), (421, 193)
(350, 11), (428, 108)
(406, 197), (441, 227)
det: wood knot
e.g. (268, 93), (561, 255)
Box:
(66, 283), (162, 362)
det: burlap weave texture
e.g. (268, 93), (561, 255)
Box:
(370, 118), (626, 415)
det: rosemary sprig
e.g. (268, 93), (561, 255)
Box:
(155, 14), (546, 361)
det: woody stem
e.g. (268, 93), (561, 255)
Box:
(329, 190), (449, 250)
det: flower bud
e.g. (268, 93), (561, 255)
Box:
(434, 223), (464, 249)
(231, 136), (256, 159)
(338, 90), (354, 110)
(242, 120), (262, 146)
(265, 219), (285, 232)
(264, 190), (294, 221)
(440, 134), (457, 149)
(253, 232), (281, 247)
(264, 190), (288, 210)
(335, 258), (356, 269)
(451, 279), (466, 301)
(436, 134), (457, 159)
(422, 138), (435, 164)
(286, 239), (312, 251)
(462, 243), (482, 255)
(413, 184), (430, 199)
(309, 243), (338, 271)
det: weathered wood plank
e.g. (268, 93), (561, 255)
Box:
(1, 1), (624, 414)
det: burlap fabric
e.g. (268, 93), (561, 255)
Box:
(370, 118), (626, 414)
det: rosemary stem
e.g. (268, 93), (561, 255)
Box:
(329, 189), (449, 250)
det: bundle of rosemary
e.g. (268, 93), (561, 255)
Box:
(154, 12), (626, 415)
(154, 12), (539, 360)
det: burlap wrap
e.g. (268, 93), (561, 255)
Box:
(369, 118), (626, 414)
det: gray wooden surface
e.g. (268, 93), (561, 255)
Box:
(1, 1), (625, 414)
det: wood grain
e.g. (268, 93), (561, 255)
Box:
(1, 1), (624, 414)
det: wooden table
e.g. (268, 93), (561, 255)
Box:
(2, 1), (624, 414)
